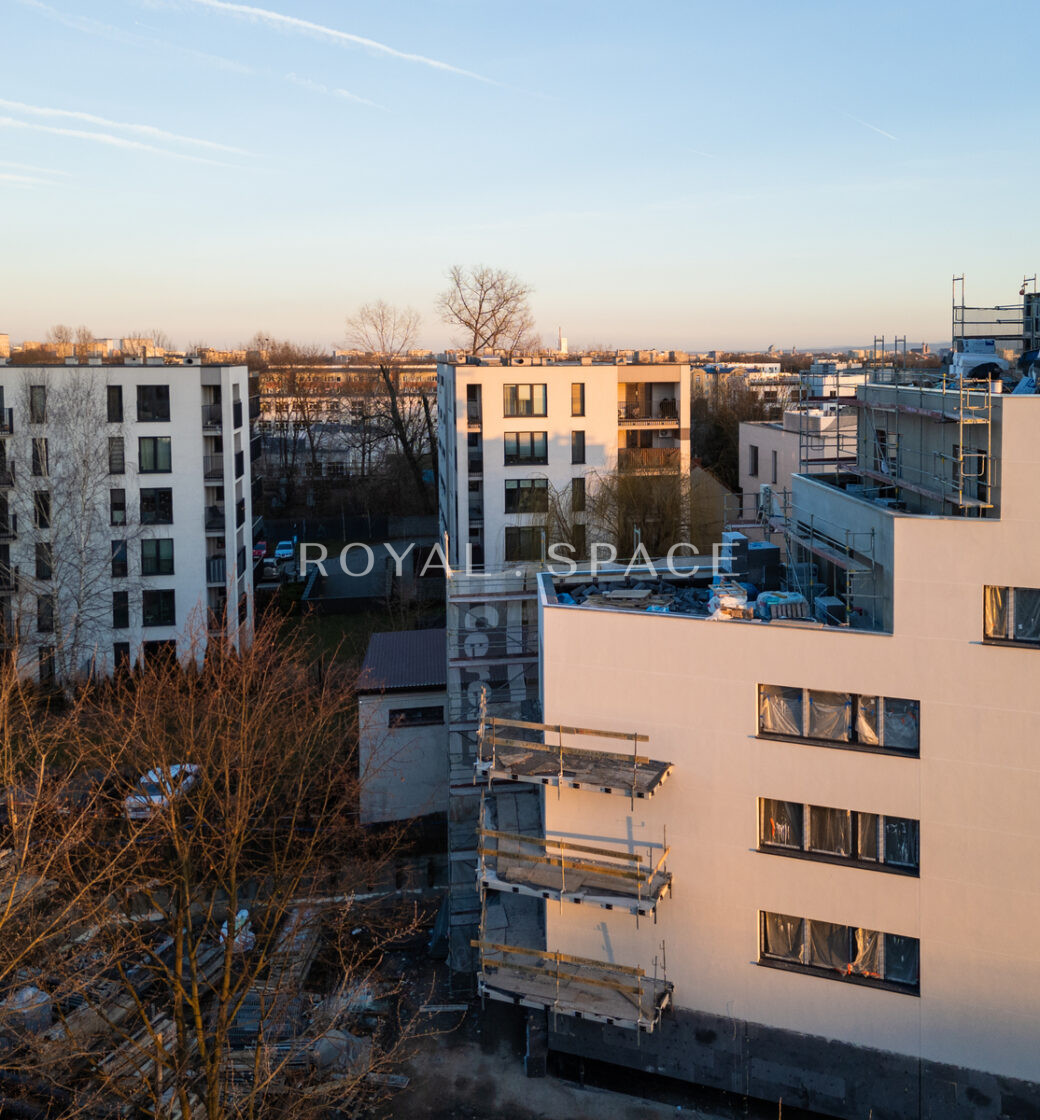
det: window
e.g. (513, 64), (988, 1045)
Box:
(29, 385), (46, 424)
(571, 476), (586, 513)
(113, 641), (130, 670)
(571, 383), (585, 417)
(571, 430), (586, 465)
(107, 385), (123, 423)
(109, 437), (125, 475)
(111, 539), (128, 578)
(748, 444), (759, 478)
(139, 436), (171, 473)
(112, 590), (129, 629)
(759, 911), (919, 994)
(504, 478), (548, 513)
(503, 384), (547, 417)
(136, 384), (171, 422)
(758, 684), (919, 755)
(141, 538), (174, 576)
(142, 589), (176, 627)
(466, 384), (481, 425)
(758, 798), (919, 873)
(572, 523), (586, 558)
(31, 438), (48, 477)
(388, 706), (445, 727)
(37, 594), (54, 634)
(35, 542), (52, 581)
(505, 526), (543, 563)
(771, 449), (778, 485)
(140, 488), (173, 525)
(984, 585), (1040, 644)
(504, 431), (548, 465)
(110, 488), (126, 526)
(38, 646), (55, 685)
(33, 490), (50, 529)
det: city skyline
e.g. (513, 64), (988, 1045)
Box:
(3, 0), (1039, 349)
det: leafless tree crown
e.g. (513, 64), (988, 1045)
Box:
(436, 265), (536, 355)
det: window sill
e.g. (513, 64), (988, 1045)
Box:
(757, 957), (919, 996)
(755, 732), (918, 759)
(757, 845), (918, 877)
(982, 637), (1040, 650)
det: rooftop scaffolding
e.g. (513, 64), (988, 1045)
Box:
(477, 827), (671, 917)
(476, 716), (672, 800)
(471, 940), (673, 1032)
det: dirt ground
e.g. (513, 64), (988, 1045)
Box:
(386, 1030), (717, 1120)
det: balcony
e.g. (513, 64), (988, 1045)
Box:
(466, 402), (482, 428)
(233, 400), (243, 429)
(234, 450), (244, 479)
(617, 402), (680, 428)
(617, 447), (681, 471)
(0, 409), (12, 436)
(0, 514), (17, 541)
(0, 462), (12, 487)
(205, 504), (226, 532)
(202, 402), (223, 431)
(468, 455), (483, 475)
(249, 394), (260, 421)
(204, 454), (224, 479)
(207, 555), (227, 585)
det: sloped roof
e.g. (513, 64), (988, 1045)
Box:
(358, 629), (446, 694)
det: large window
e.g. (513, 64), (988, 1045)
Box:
(35, 542), (52, 581)
(571, 476), (586, 513)
(29, 385), (46, 424)
(139, 436), (172, 473)
(503, 384), (547, 417)
(504, 431), (547, 465)
(31, 438), (48, 477)
(748, 444), (759, 478)
(389, 706), (444, 727)
(107, 385), (123, 423)
(137, 384), (171, 422)
(571, 383), (585, 417)
(36, 594), (54, 634)
(571, 430), (586, 465)
(108, 436), (125, 475)
(759, 798), (919, 873)
(110, 488), (126, 526)
(111, 539), (128, 578)
(141, 538), (174, 576)
(504, 478), (548, 513)
(112, 591), (129, 629)
(140, 488), (173, 525)
(760, 911), (919, 994)
(33, 490), (51, 529)
(142, 589), (176, 627)
(984, 585), (1040, 645)
(758, 684), (919, 755)
(505, 526), (543, 563)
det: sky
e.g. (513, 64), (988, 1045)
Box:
(2, 0), (1039, 352)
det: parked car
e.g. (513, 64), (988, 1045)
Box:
(273, 540), (294, 561)
(253, 540), (267, 561)
(124, 765), (200, 821)
(260, 558), (280, 582)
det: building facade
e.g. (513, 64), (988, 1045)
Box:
(0, 358), (257, 682)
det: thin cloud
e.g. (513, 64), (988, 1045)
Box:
(0, 98), (250, 155)
(844, 112), (897, 141)
(0, 171), (56, 186)
(284, 73), (387, 111)
(0, 159), (71, 176)
(188, 0), (498, 85)
(0, 116), (236, 167)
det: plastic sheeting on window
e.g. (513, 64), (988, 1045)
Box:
(882, 697), (920, 752)
(808, 920), (849, 972)
(761, 799), (803, 849)
(849, 927), (882, 978)
(884, 933), (920, 987)
(884, 817), (919, 869)
(856, 812), (879, 862)
(759, 685), (803, 737)
(807, 690), (851, 742)
(854, 695), (880, 745)
(762, 912), (804, 962)
(984, 585), (1008, 640)
(1014, 587), (1040, 642)
(808, 806), (851, 856)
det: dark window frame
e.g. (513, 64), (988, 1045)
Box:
(571, 430), (586, 465)
(504, 478), (549, 513)
(138, 436), (172, 474)
(388, 705), (445, 728)
(571, 382), (585, 417)
(29, 385), (46, 425)
(112, 590), (129, 630)
(141, 538), (175, 576)
(31, 437), (48, 477)
(504, 431), (548, 466)
(983, 585), (1040, 646)
(33, 490), (51, 529)
(140, 487), (173, 525)
(504, 525), (544, 563)
(142, 588), (176, 628)
(503, 384), (547, 418)
(111, 539), (128, 579)
(136, 384), (171, 422)
(110, 488), (127, 526)
(107, 384), (123, 423)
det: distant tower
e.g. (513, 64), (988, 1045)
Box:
(557, 327), (568, 356)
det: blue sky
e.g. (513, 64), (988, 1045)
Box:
(2, 0), (1038, 350)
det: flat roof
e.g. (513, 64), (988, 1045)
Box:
(358, 628), (446, 694)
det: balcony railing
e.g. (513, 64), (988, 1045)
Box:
(234, 450), (244, 479)
(618, 403), (680, 423)
(467, 403), (482, 427)
(249, 394), (260, 420)
(0, 409), (12, 436)
(617, 447), (681, 471)
(468, 456), (483, 474)
(233, 400), (243, 429)
(235, 498), (245, 528)
(249, 434), (262, 462)
(204, 454), (224, 479)
(207, 555), (227, 585)
(205, 504), (226, 531)
(202, 402), (223, 430)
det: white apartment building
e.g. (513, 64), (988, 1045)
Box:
(0, 358), (257, 683)
(470, 377), (1040, 1117)
(437, 355), (691, 572)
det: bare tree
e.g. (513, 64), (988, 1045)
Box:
(345, 302), (435, 511)
(0, 619), (430, 1120)
(121, 329), (174, 358)
(45, 324), (75, 358)
(436, 265), (535, 356)
(74, 325), (95, 358)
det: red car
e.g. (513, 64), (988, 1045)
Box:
(253, 540), (267, 561)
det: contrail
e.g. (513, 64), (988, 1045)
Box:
(0, 117), (236, 166)
(0, 159), (71, 175)
(844, 112), (897, 141)
(285, 73), (387, 111)
(188, 0), (497, 85)
(0, 171), (55, 186)
(0, 98), (250, 155)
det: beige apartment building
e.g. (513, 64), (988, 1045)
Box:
(470, 374), (1040, 1118)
